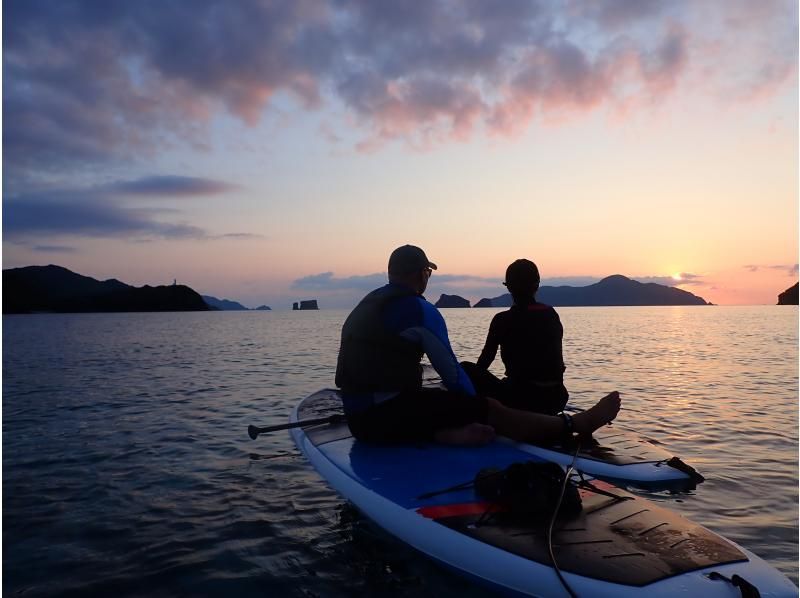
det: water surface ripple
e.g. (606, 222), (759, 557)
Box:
(3, 307), (797, 595)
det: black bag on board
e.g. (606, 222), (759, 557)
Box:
(474, 461), (582, 523)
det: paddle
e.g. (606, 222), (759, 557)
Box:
(248, 414), (347, 440)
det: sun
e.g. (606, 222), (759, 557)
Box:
(672, 273), (683, 281)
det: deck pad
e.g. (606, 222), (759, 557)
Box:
(427, 482), (746, 586)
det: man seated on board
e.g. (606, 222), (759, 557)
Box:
(335, 244), (620, 446)
(460, 258), (568, 416)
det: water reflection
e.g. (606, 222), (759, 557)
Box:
(3, 307), (797, 595)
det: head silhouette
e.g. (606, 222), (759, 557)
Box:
(504, 259), (540, 303)
(387, 244), (437, 295)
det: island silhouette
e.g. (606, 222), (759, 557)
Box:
(202, 295), (249, 311)
(435, 294), (471, 308)
(777, 283), (798, 305)
(3, 266), (724, 314)
(468, 275), (711, 307)
(293, 300), (319, 310)
(4, 265), (210, 313)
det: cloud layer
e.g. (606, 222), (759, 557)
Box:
(5, 0), (796, 178)
(291, 271), (693, 299)
(3, 176), (250, 241)
(744, 264), (799, 277)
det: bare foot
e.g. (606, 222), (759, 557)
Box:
(435, 423), (497, 446)
(573, 391), (621, 435)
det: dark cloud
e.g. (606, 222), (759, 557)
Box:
(544, 276), (603, 287)
(4, 0), (794, 176)
(675, 272), (704, 284)
(3, 175), (249, 241)
(105, 176), (240, 197)
(3, 192), (207, 239)
(290, 270), (507, 308)
(292, 271), (711, 295)
(292, 272), (386, 292)
(289, 270), (719, 308)
(32, 245), (78, 253)
(569, 0), (669, 28)
(292, 271), (503, 292)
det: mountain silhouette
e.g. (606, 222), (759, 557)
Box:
(476, 275), (710, 307)
(777, 282), (798, 305)
(202, 295), (249, 310)
(4, 265), (210, 313)
(435, 294), (470, 308)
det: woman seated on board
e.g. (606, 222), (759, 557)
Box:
(461, 259), (569, 416)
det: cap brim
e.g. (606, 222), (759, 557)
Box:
(428, 261), (438, 270)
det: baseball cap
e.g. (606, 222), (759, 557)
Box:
(388, 245), (438, 275)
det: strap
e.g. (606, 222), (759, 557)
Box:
(708, 572), (762, 598)
(666, 456), (706, 484)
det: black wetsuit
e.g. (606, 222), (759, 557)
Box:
(462, 301), (567, 415)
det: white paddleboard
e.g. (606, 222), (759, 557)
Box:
(290, 389), (796, 597)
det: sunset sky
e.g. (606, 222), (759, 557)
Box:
(3, 0), (798, 308)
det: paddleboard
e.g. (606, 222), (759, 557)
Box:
(290, 389), (796, 597)
(418, 370), (702, 490)
(508, 420), (704, 491)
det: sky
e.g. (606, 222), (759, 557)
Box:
(3, 0), (798, 308)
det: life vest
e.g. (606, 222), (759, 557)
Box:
(335, 285), (425, 394)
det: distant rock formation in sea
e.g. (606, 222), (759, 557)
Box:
(293, 299), (319, 310)
(255, 305), (272, 311)
(3, 265), (210, 313)
(475, 275), (710, 307)
(435, 294), (470, 308)
(202, 295), (249, 310)
(474, 298), (494, 308)
(777, 283), (799, 305)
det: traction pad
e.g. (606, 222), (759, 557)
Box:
(424, 481), (746, 586)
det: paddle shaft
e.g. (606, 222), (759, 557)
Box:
(248, 414), (346, 439)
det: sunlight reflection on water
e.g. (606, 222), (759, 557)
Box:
(3, 306), (797, 596)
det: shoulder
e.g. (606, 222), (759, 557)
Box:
(527, 301), (552, 311)
(384, 293), (427, 329)
(528, 302), (559, 315)
(418, 297), (445, 324)
(490, 309), (510, 326)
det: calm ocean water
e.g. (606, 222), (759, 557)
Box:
(3, 306), (798, 596)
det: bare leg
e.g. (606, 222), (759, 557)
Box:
(487, 391), (621, 445)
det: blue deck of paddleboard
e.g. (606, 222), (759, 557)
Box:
(318, 434), (548, 509)
(294, 388), (698, 490)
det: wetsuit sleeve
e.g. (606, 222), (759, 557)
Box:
(552, 308), (566, 374)
(390, 298), (476, 396)
(476, 314), (501, 369)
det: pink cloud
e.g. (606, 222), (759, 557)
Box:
(4, 0), (795, 177)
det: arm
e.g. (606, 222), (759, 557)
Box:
(476, 315), (500, 369)
(547, 307), (566, 375)
(397, 300), (476, 396)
